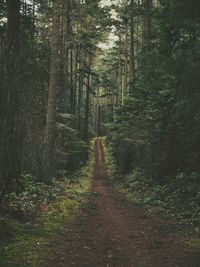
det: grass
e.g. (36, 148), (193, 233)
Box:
(0, 141), (95, 267)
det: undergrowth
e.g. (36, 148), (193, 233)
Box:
(103, 137), (200, 249)
(0, 141), (94, 267)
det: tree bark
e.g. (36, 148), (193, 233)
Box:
(0, 0), (21, 198)
(41, 0), (63, 181)
(130, 0), (135, 83)
(83, 55), (91, 141)
(142, 0), (152, 48)
(77, 48), (84, 131)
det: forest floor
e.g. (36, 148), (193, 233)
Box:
(45, 139), (200, 267)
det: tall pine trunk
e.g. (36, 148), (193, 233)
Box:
(130, 0), (135, 83)
(83, 55), (91, 141)
(142, 0), (152, 48)
(0, 0), (21, 198)
(77, 48), (84, 131)
(41, 0), (63, 181)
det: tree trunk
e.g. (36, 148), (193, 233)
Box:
(73, 46), (78, 115)
(0, 0), (21, 198)
(70, 49), (74, 113)
(83, 55), (91, 141)
(130, 0), (135, 83)
(41, 0), (63, 182)
(77, 48), (84, 131)
(142, 0), (152, 48)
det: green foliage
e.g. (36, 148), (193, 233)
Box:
(104, 138), (200, 236)
(3, 175), (66, 220)
(103, 0), (200, 183)
(0, 139), (95, 266)
(102, 137), (118, 178)
(122, 168), (200, 227)
(0, 143), (94, 267)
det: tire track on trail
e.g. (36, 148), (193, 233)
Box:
(46, 138), (200, 267)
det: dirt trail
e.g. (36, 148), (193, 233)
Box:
(47, 139), (200, 267)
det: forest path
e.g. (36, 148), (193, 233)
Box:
(46, 139), (199, 267)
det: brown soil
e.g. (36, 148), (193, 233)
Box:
(46, 139), (200, 267)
